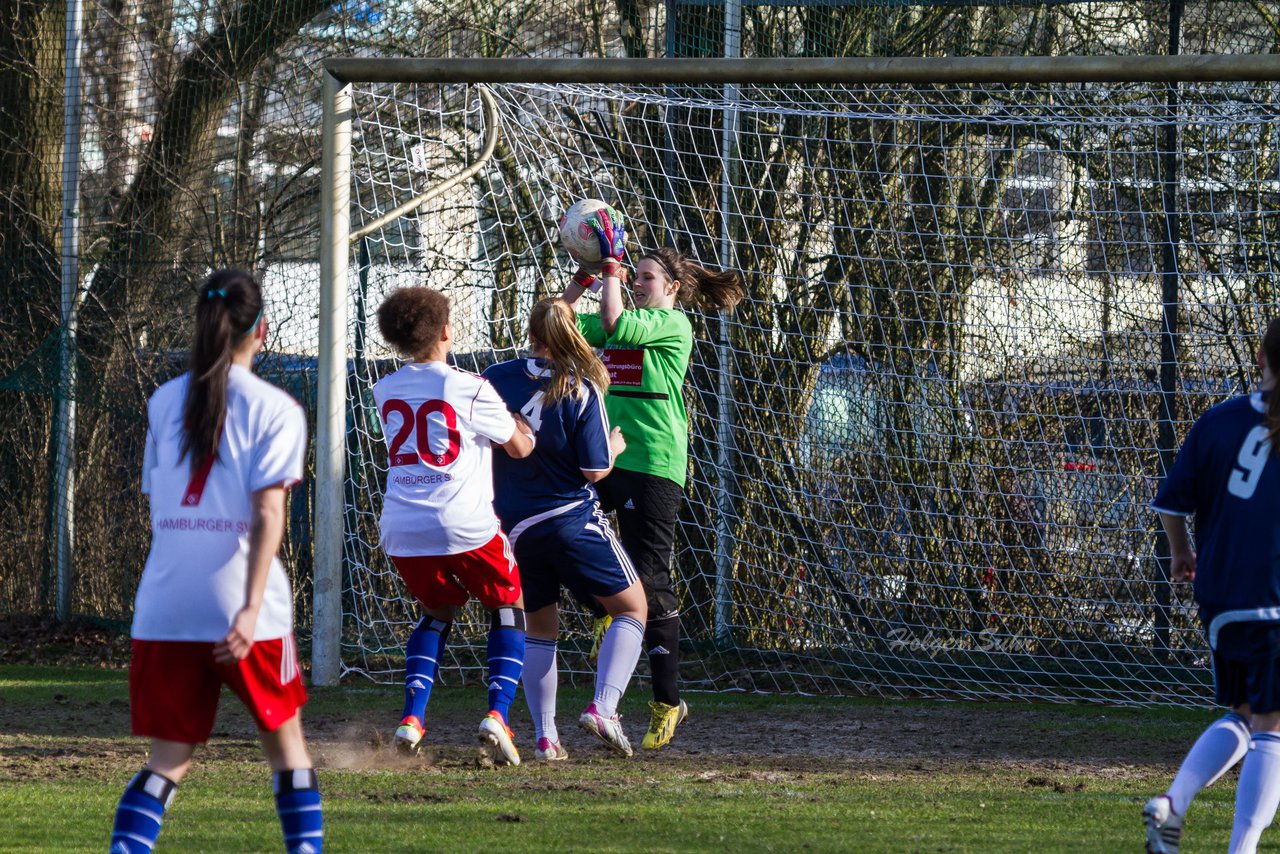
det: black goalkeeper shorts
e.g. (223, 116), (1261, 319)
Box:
(594, 467), (684, 618)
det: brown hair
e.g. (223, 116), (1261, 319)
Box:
(529, 298), (610, 405)
(378, 287), (450, 360)
(1264, 317), (1280, 453)
(182, 268), (263, 475)
(643, 246), (745, 311)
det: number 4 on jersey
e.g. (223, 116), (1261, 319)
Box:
(520, 392), (545, 433)
(1228, 424), (1271, 500)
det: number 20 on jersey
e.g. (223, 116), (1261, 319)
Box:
(382, 398), (460, 467)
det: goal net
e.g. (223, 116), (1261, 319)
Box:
(327, 66), (1280, 705)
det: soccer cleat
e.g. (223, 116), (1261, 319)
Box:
(1143, 794), (1183, 854)
(393, 715), (425, 755)
(478, 711), (521, 766)
(642, 699), (689, 751)
(533, 737), (569, 762)
(578, 703), (634, 757)
(589, 615), (612, 663)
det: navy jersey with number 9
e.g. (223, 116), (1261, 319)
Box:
(483, 358), (613, 532)
(1153, 392), (1280, 634)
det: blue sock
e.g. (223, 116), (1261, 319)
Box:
(110, 769), (177, 853)
(486, 607), (525, 720)
(402, 617), (450, 722)
(274, 769), (324, 854)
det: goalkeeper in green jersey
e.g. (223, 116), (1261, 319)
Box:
(564, 205), (744, 750)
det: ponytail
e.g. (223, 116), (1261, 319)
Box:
(181, 268), (263, 474)
(529, 298), (610, 406)
(1264, 317), (1280, 455)
(644, 246), (744, 312)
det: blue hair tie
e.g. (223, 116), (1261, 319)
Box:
(206, 287), (227, 299)
(243, 305), (264, 336)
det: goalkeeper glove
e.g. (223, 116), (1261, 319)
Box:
(587, 205), (627, 263)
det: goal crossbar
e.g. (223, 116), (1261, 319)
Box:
(323, 54), (1280, 86)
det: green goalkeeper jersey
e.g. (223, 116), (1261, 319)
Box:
(578, 308), (693, 487)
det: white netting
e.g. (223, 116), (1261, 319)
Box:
(338, 77), (1280, 704)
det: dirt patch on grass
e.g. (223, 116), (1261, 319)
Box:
(629, 700), (1197, 771)
(292, 697), (1199, 781)
(0, 656), (1207, 784)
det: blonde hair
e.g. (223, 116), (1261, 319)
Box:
(529, 298), (610, 405)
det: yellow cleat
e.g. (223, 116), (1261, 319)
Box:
(588, 614), (612, 663)
(641, 699), (688, 751)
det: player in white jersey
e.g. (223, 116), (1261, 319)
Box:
(110, 269), (323, 854)
(373, 287), (535, 766)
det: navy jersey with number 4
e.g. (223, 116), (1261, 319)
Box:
(1153, 392), (1280, 641)
(482, 358), (613, 534)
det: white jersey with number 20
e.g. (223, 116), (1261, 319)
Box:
(373, 361), (517, 557)
(132, 365), (307, 642)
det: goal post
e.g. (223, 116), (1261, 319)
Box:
(314, 71), (351, 687)
(314, 55), (1280, 702)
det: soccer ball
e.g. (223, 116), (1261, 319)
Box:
(558, 198), (615, 266)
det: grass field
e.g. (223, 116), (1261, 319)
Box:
(0, 663), (1274, 852)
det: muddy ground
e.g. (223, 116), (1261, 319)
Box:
(0, 616), (1211, 784)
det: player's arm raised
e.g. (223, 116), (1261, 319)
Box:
(562, 206), (627, 333)
(593, 209), (628, 335)
(563, 266), (598, 309)
(214, 483), (287, 663)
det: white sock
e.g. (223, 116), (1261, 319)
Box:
(522, 636), (558, 742)
(1231, 732), (1280, 853)
(594, 615), (645, 718)
(1167, 711), (1251, 816)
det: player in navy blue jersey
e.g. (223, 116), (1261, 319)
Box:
(1144, 318), (1280, 854)
(483, 297), (646, 759)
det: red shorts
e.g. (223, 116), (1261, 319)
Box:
(392, 532), (521, 610)
(129, 635), (307, 744)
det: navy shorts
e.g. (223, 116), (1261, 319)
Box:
(1213, 623), (1280, 713)
(510, 503), (639, 613)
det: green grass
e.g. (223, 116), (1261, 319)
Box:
(0, 663), (1271, 852)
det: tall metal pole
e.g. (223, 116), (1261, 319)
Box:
(54, 0), (85, 621)
(1153, 0), (1184, 660)
(712, 0), (741, 645)
(661, 0), (681, 241)
(313, 72), (351, 686)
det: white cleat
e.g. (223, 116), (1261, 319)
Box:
(533, 737), (569, 761)
(393, 715), (425, 755)
(1143, 794), (1183, 854)
(579, 703), (634, 757)
(478, 711), (521, 766)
